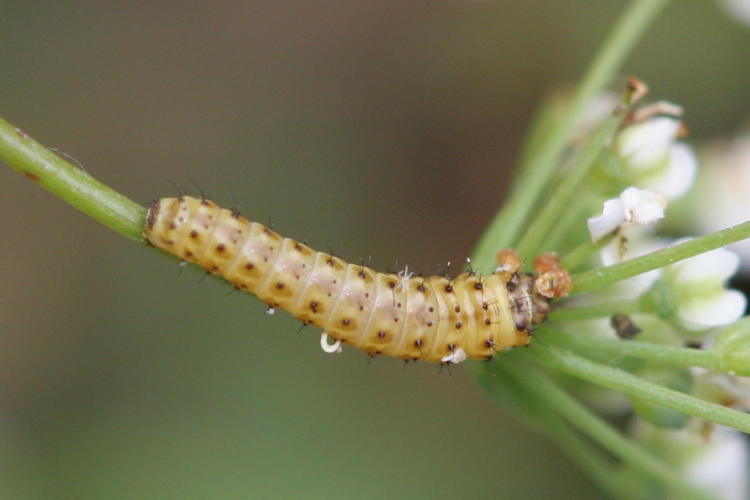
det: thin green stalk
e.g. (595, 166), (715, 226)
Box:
(529, 343), (750, 433)
(560, 233), (615, 271)
(472, 0), (670, 269)
(476, 358), (684, 499)
(515, 92), (632, 257)
(536, 191), (596, 255)
(502, 355), (717, 500)
(570, 221), (750, 295)
(0, 116), (146, 240)
(486, 363), (653, 500)
(548, 298), (641, 321)
(541, 328), (720, 370)
(542, 418), (654, 500)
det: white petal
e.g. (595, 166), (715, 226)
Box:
(645, 143), (697, 200)
(616, 117), (681, 168)
(678, 289), (747, 329)
(684, 426), (749, 500)
(670, 247), (741, 284)
(718, 0), (750, 27)
(587, 198), (625, 242)
(620, 187), (666, 224)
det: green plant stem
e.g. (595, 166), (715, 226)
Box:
(560, 233), (615, 271)
(502, 355), (717, 500)
(541, 328), (720, 370)
(548, 298), (641, 321)
(537, 192), (596, 255)
(472, 0), (670, 270)
(529, 343), (750, 433)
(570, 221), (750, 295)
(0, 116), (146, 240)
(543, 418), (654, 500)
(515, 94), (631, 257)
(484, 364), (652, 500)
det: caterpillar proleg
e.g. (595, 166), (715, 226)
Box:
(144, 196), (570, 364)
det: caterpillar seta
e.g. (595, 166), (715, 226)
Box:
(144, 196), (571, 364)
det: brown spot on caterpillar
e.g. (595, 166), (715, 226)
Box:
(246, 262), (254, 269)
(342, 318), (350, 326)
(23, 172), (40, 182)
(454, 305), (460, 313)
(455, 322), (462, 329)
(484, 318), (491, 325)
(216, 244), (225, 252)
(417, 284), (425, 292)
(310, 301), (319, 313)
(276, 282), (285, 289)
(190, 230), (199, 238)
(474, 282), (483, 290)
(378, 330), (387, 339)
(444, 285), (453, 293)
(482, 302), (488, 310)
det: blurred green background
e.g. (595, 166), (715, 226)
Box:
(1, 1), (749, 498)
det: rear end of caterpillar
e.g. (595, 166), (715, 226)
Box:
(144, 196), (570, 364)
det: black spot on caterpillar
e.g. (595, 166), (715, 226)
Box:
(144, 196), (570, 364)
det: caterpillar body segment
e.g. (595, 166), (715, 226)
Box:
(144, 196), (563, 364)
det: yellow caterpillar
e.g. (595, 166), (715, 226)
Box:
(144, 196), (570, 364)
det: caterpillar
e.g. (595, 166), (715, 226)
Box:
(144, 196), (571, 364)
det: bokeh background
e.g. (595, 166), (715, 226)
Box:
(1, 1), (749, 498)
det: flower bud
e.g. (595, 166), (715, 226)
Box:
(713, 317), (750, 376)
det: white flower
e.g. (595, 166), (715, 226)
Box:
(718, 0), (750, 27)
(614, 117), (698, 200)
(587, 187), (666, 242)
(691, 133), (750, 273)
(633, 419), (749, 500)
(617, 117), (681, 166)
(663, 245), (747, 330)
(683, 425), (749, 500)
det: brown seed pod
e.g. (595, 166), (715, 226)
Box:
(144, 196), (564, 364)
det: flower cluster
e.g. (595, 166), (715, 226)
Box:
(553, 96), (750, 499)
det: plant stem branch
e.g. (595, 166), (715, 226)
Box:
(541, 328), (721, 370)
(529, 343), (750, 433)
(503, 355), (717, 500)
(515, 91), (632, 257)
(0, 116), (146, 240)
(569, 221), (750, 295)
(472, 0), (670, 269)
